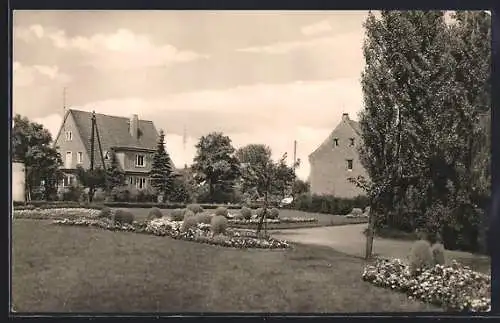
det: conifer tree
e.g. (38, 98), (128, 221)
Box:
(150, 130), (173, 200)
(105, 150), (125, 191)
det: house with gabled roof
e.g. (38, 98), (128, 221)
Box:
(53, 109), (174, 191)
(308, 112), (368, 198)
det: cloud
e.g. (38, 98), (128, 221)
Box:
(35, 78), (362, 180)
(301, 20), (332, 36)
(13, 61), (71, 87)
(14, 25), (209, 69)
(236, 30), (363, 55)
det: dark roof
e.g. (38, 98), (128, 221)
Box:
(67, 109), (159, 155)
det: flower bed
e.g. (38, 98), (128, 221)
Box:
(13, 208), (101, 220)
(228, 217), (317, 225)
(362, 258), (491, 312)
(52, 217), (290, 250)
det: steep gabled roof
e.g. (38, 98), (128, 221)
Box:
(308, 117), (361, 159)
(66, 109), (159, 156)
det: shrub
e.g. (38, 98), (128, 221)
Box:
(291, 193), (369, 215)
(181, 213), (199, 232)
(147, 207), (163, 220)
(113, 209), (135, 225)
(98, 206), (112, 219)
(211, 215), (228, 235)
(196, 213), (212, 224)
(269, 208), (280, 219)
(187, 203), (204, 214)
(215, 206), (229, 217)
(350, 208), (363, 216)
(432, 243), (446, 266)
(170, 209), (185, 221)
(256, 208), (265, 218)
(62, 186), (84, 202)
(409, 240), (434, 276)
(93, 189), (106, 203)
(240, 206), (252, 220)
(183, 209), (195, 219)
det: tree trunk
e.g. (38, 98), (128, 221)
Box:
(256, 192), (268, 237)
(365, 210), (375, 260)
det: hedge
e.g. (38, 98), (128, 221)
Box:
(289, 193), (369, 215)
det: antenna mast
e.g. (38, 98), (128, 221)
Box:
(183, 125), (187, 168)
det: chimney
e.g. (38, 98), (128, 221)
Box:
(342, 113), (349, 121)
(129, 114), (138, 139)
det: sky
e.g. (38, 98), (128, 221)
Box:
(12, 10), (371, 180)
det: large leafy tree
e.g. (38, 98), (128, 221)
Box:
(149, 130), (174, 201)
(192, 132), (240, 203)
(357, 10), (491, 253)
(12, 114), (63, 201)
(105, 150), (125, 192)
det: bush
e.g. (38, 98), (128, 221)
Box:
(409, 240), (434, 276)
(62, 186), (84, 202)
(93, 189), (107, 203)
(147, 207), (163, 220)
(240, 206), (252, 220)
(181, 213), (199, 232)
(183, 209), (195, 219)
(196, 213), (212, 224)
(432, 243), (446, 266)
(98, 206), (112, 219)
(256, 208), (265, 218)
(187, 203), (204, 214)
(290, 193), (369, 215)
(211, 215), (228, 235)
(350, 208), (363, 216)
(269, 208), (280, 219)
(113, 209), (135, 225)
(170, 209), (185, 221)
(215, 206), (229, 217)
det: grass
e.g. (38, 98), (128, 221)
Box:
(121, 208), (368, 230)
(12, 219), (439, 313)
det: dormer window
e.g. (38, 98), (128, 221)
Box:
(136, 154), (145, 167)
(65, 131), (72, 141)
(349, 138), (355, 146)
(333, 138), (339, 147)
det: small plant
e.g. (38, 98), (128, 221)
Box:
(432, 243), (446, 265)
(181, 213), (199, 232)
(196, 213), (212, 224)
(183, 209), (195, 220)
(409, 239), (434, 277)
(170, 209), (184, 221)
(240, 206), (252, 220)
(98, 206), (112, 219)
(215, 206), (229, 217)
(211, 215), (228, 235)
(186, 203), (204, 214)
(350, 208), (363, 217)
(113, 209), (134, 225)
(269, 208), (280, 219)
(147, 207), (163, 220)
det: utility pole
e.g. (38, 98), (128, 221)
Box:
(183, 125), (187, 169)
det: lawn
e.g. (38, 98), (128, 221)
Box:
(12, 219), (438, 313)
(120, 208), (368, 230)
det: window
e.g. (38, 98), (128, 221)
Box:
(135, 177), (146, 189)
(349, 138), (355, 147)
(65, 152), (72, 168)
(65, 131), (72, 141)
(136, 154), (145, 167)
(63, 174), (75, 187)
(104, 151), (110, 160)
(129, 177), (133, 185)
(77, 152), (83, 164)
(347, 159), (353, 171)
(333, 138), (339, 147)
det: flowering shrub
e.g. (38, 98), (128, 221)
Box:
(211, 215), (228, 235)
(181, 214), (200, 232)
(215, 206), (228, 217)
(240, 207), (252, 220)
(53, 216), (290, 250)
(228, 217), (317, 225)
(147, 207), (163, 220)
(99, 207), (113, 219)
(409, 240), (434, 276)
(13, 208), (100, 220)
(362, 258), (491, 312)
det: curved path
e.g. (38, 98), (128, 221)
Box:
(271, 224), (490, 272)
